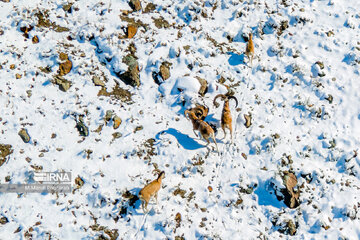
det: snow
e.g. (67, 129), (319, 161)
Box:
(1, 0), (360, 239)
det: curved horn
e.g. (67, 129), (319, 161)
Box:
(194, 107), (204, 119)
(228, 96), (238, 108)
(213, 94), (226, 107)
(184, 110), (190, 120)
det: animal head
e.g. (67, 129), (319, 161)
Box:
(184, 109), (198, 120)
(190, 104), (209, 120)
(158, 171), (165, 180)
(213, 94), (238, 108)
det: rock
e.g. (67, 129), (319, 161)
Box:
(281, 171), (300, 209)
(159, 62), (171, 81)
(59, 60), (72, 76)
(244, 114), (252, 128)
(0, 144), (13, 167)
(15, 73), (22, 79)
(112, 132), (122, 140)
(18, 129), (31, 143)
(0, 27), (3, 36)
(97, 84), (132, 102)
(62, 3), (73, 13)
(54, 75), (72, 92)
(134, 125), (143, 133)
(20, 25), (33, 38)
(195, 77), (208, 96)
(126, 25), (137, 38)
(10, 64), (15, 70)
(104, 110), (114, 124)
(32, 35), (39, 44)
(144, 3), (156, 13)
(59, 52), (68, 61)
(26, 90), (32, 98)
(285, 220), (297, 236)
(118, 56), (140, 87)
(75, 176), (84, 188)
(129, 0), (142, 11)
(175, 213), (181, 228)
(153, 17), (170, 29)
(76, 117), (89, 137)
(113, 116), (122, 129)
(92, 76), (105, 87)
(0, 216), (8, 225)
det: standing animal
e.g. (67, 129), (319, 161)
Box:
(213, 94), (238, 142)
(184, 110), (219, 152)
(139, 171), (165, 213)
(245, 33), (254, 66)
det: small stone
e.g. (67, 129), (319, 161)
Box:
(127, 25), (137, 39)
(241, 153), (247, 160)
(18, 128), (31, 143)
(32, 35), (39, 44)
(92, 76), (105, 87)
(134, 125), (143, 133)
(10, 64), (15, 70)
(0, 216), (8, 225)
(129, 0), (142, 11)
(75, 176), (84, 188)
(51, 133), (57, 139)
(76, 119), (89, 137)
(26, 90), (32, 98)
(113, 116), (122, 129)
(207, 186), (213, 192)
(15, 73), (22, 79)
(244, 114), (252, 128)
(104, 110), (114, 124)
(325, 94), (333, 104)
(112, 132), (122, 139)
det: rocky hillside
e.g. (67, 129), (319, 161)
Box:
(1, 0), (360, 239)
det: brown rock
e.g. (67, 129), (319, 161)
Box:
(59, 52), (68, 61)
(0, 144), (13, 167)
(15, 73), (22, 79)
(113, 116), (122, 129)
(159, 62), (171, 80)
(127, 25), (137, 38)
(18, 128), (31, 143)
(244, 114), (252, 128)
(129, 0), (142, 11)
(59, 60), (72, 76)
(32, 35), (39, 44)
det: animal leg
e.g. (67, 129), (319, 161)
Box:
(154, 192), (158, 205)
(230, 125), (233, 144)
(212, 134), (219, 153)
(193, 129), (198, 137)
(222, 123), (226, 140)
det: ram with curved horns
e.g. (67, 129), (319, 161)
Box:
(213, 94), (238, 142)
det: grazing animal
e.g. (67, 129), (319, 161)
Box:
(213, 94), (238, 142)
(245, 33), (255, 66)
(185, 110), (219, 152)
(139, 171), (165, 213)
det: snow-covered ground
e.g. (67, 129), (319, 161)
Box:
(1, 0), (360, 239)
